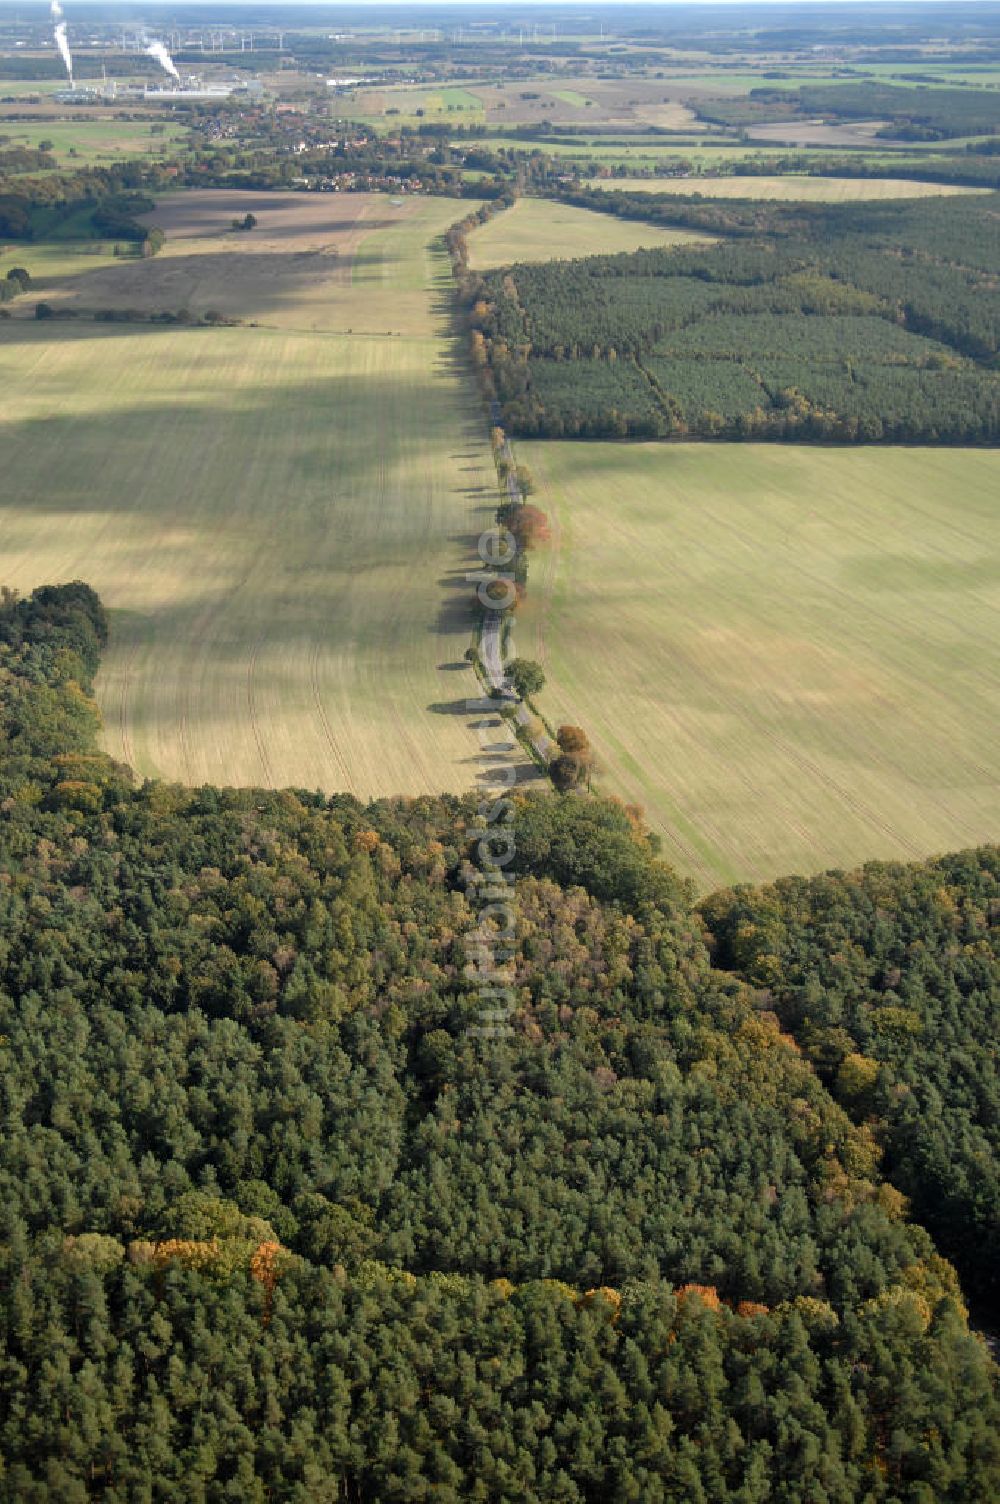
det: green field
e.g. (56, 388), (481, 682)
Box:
(466, 197), (714, 269)
(0, 119), (187, 168)
(0, 79), (62, 97)
(0, 239), (120, 286)
(440, 86), (484, 111)
(521, 442), (1000, 887)
(0, 192), (534, 796)
(851, 61), (1000, 87)
(551, 88), (594, 108)
(350, 82), (487, 126)
(463, 135), (925, 173)
(585, 174), (987, 200)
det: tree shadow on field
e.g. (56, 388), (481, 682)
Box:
(0, 318), (182, 349)
(138, 189), (411, 243)
(4, 212), (412, 328)
(1, 201), (539, 793)
(429, 699), (484, 716)
(0, 363), (490, 621)
(40, 250), (355, 313)
(435, 588), (476, 638)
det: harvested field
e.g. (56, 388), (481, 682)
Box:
(0, 192), (539, 794)
(744, 120), (907, 148)
(352, 75), (706, 131)
(584, 174), (987, 200)
(2, 191), (424, 331)
(466, 197), (714, 270)
(521, 441), (1000, 887)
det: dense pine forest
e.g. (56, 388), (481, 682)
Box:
(471, 192), (1000, 442)
(0, 583), (998, 1500)
(702, 857), (1000, 1319)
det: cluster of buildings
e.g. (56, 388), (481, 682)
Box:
(291, 170), (427, 193)
(54, 78), (264, 105)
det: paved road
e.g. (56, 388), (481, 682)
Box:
(480, 407), (554, 765)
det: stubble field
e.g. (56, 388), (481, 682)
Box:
(349, 75), (707, 130)
(520, 441), (1000, 887)
(5, 186), (997, 882)
(583, 174), (987, 200)
(466, 196), (714, 269)
(0, 192), (529, 795)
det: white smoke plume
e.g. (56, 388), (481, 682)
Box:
(54, 21), (73, 81)
(50, 1), (63, 18)
(145, 40), (180, 82)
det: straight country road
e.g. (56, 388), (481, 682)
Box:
(481, 402), (555, 764)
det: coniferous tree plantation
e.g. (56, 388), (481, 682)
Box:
(472, 193), (1000, 442)
(1, 585), (998, 1501)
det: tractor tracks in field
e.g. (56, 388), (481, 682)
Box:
(116, 634), (138, 775)
(769, 729), (923, 859)
(245, 633), (275, 788)
(637, 507), (926, 861)
(308, 639), (355, 793)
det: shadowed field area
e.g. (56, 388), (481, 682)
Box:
(3, 190), (427, 331)
(522, 441), (1000, 887)
(0, 193), (537, 794)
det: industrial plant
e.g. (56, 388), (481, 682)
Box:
(45, 8), (266, 105)
(53, 77), (264, 105)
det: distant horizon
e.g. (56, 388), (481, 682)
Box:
(4, 0), (995, 8)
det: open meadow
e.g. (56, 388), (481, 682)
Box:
(466, 196), (714, 269)
(0, 118), (187, 168)
(520, 442), (1000, 887)
(0, 191), (535, 794)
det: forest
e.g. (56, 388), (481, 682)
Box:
(0, 583), (997, 1499)
(702, 857), (1000, 1319)
(471, 192), (1000, 442)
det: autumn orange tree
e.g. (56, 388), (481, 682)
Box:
(503, 503), (551, 552)
(550, 724), (595, 791)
